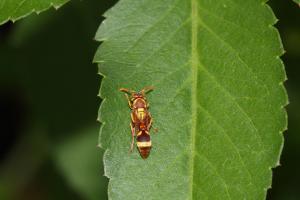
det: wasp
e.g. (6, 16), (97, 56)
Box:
(120, 86), (154, 159)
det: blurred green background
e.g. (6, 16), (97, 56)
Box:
(0, 0), (298, 199)
(0, 0), (116, 199)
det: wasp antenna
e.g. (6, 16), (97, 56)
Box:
(119, 88), (129, 92)
(141, 86), (154, 95)
(120, 88), (135, 94)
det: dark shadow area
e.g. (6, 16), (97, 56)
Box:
(268, 0), (300, 199)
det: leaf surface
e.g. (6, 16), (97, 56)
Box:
(0, 0), (69, 25)
(94, 0), (287, 199)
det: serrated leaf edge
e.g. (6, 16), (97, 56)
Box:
(262, 0), (288, 194)
(0, 1), (69, 26)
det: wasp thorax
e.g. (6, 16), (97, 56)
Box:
(136, 108), (145, 120)
(133, 98), (147, 108)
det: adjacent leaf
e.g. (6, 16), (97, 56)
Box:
(292, 0), (300, 6)
(94, 0), (287, 199)
(0, 0), (69, 25)
(54, 126), (107, 200)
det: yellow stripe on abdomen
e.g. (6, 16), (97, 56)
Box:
(137, 141), (152, 147)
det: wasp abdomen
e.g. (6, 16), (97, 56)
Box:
(137, 131), (151, 159)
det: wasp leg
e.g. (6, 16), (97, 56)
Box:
(129, 122), (135, 153)
(146, 112), (153, 129)
(124, 93), (132, 108)
(131, 112), (136, 124)
(147, 113), (158, 133)
(148, 118), (158, 133)
(147, 117), (153, 130)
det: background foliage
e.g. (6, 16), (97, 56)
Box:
(0, 0), (299, 199)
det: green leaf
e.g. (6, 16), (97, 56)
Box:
(94, 0), (288, 199)
(0, 0), (69, 25)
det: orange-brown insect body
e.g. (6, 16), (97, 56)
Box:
(120, 87), (154, 159)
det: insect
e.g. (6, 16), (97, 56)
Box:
(120, 86), (154, 159)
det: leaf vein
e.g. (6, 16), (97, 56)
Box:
(124, 0), (182, 53)
(190, 0), (198, 198)
(116, 17), (191, 81)
(198, 62), (265, 152)
(12, 0), (27, 16)
(197, 18), (270, 97)
(195, 152), (231, 200)
(198, 104), (254, 185)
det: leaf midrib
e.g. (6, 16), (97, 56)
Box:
(190, 0), (198, 199)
